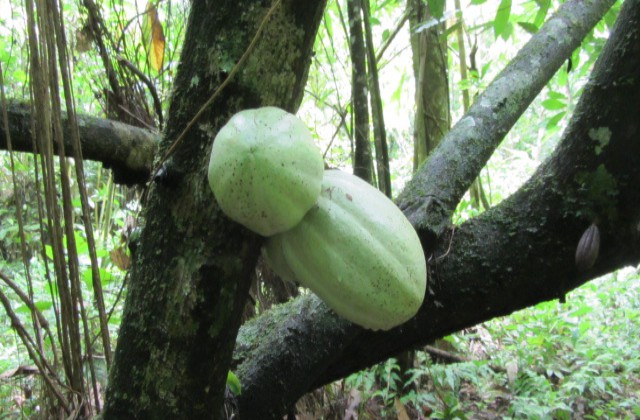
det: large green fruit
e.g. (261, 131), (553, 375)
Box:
(208, 107), (324, 236)
(263, 170), (427, 330)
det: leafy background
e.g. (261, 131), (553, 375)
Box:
(0, 0), (638, 418)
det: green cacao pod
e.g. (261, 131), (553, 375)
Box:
(263, 170), (427, 330)
(208, 107), (324, 236)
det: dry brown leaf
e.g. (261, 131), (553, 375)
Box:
(110, 247), (131, 270)
(394, 397), (410, 420)
(143, 2), (165, 72)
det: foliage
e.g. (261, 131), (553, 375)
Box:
(0, 0), (185, 414)
(0, 0), (635, 417)
(337, 269), (640, 419)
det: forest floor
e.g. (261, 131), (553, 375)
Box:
(295, 268), (640, 420)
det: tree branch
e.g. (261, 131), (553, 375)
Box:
(0, 101), (158, 185)
(234, 0), (640, 417)
(396, 0), (617, 239)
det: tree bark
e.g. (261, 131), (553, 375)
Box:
(408, 0), (450, 171)
(362, 0), (391, 197)
(404, 0), (451, 390)
(0, 102), (158, 185)
(347, 0), (374, 183)
(103, 1), (326, 418)
(233, 0), (636, 417)
(397, 0), (617, 239)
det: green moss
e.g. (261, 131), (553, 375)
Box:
(242, 9), (304, 105)
(574, 164), (619, 222)
(588, 127), (612, 155)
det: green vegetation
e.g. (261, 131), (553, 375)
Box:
(337, 271), (640, 419)
(0, 0), (636, 418)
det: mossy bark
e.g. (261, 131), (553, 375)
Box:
(103, 1), (326, 418)
(232, 0), (640, 416)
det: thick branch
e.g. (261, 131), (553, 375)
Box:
(397, 0), (617, 238)
(0, 102), (158, 185)
(234, 0), (640, 417)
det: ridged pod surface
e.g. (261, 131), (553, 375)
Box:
(575, 223), (600, 271)
(208, 107), (324, 236)
(263, 170), (427, 330)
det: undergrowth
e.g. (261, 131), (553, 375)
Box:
(298, 266), (640, 419)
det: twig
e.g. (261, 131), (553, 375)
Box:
(0, 287), (70, 413)
(117, 56), (164, 127)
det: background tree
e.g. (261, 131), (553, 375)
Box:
(0, 0), (638, 418)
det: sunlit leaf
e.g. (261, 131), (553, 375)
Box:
(16, 301), (52, 314)
(569, 305), (593, 317)
(441, 23), (459, 43)
(534, 0), (550, 27)
(501, 21), (513, 41)
(226, 370), (241, 395)
(45, 244), (54, 260)
(541, 98), (566, 110)
(517, 22), (538, 34)
(546, 111), (566, 129)
(547, 91), (567, 100)
(493, 0), (511, 39)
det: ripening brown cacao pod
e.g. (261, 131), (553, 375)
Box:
(575, 223), (600, 271)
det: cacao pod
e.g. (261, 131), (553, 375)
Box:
(575, 223), (600, 271)
(208, 107), (324, 236)
(263, 170), (427, 330)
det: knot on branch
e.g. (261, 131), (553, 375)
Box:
(399, 194), (449, 252)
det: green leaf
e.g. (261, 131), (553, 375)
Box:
(541, 98), (566, 110)
(547, 91), (567, 100)
(493, 0), (512, 39)
(517, 22), (538, 34)
(427, 0), (446, 19)
(501, 21), (514, 41)
(16, 301), (52, 314)
(481, 61), (492, 77)
(534, 0), (550, 27)
(569, 306), (593, 318)
(470, 0), (488, 4)
(226, 370), (242, 395)
(546, 111), (566, 129)
(45, 244), (54, 260)
(443, 21), (461, 39)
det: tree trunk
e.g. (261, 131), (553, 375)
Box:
(103, 1), (326, 418)
(403, 0), (451, 390)
(409, 0), (450, 171)
(362, 0), (391, 196)
(233, 0), (632, 416)
(347, 0), (374, 183)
